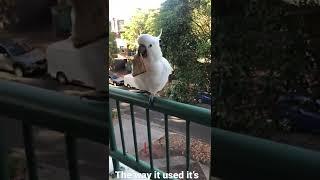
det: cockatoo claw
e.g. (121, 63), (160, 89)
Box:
(134, 90), (154, 106)
(148, 94), (154, 107)
(136, 90), (150, 94)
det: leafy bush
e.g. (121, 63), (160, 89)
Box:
(214, 0), (320, 137)
(158, 0), (211, 102)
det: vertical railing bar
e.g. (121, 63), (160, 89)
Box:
(146, 108), (154, 170)
(130, 104), (139, 162)
(22, 121), (38, 180)
(186, 119), (191, 172)
(65, 133), (80, 180)
(0, 125), (9, 180)
(164, 114), (170, 173)
(109, 104), (120, 171)
(116, 100), (127, 155)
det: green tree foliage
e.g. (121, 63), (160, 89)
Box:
(190, 0), (211, 60)
(121, 9), (160, 51)
(215, 0), (320, 136)
(158, 0), (211, 103)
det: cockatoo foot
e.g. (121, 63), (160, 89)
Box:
(148, 94), (155, 107)
(136, 90), (150, 94)
(134, 90), (154, 106)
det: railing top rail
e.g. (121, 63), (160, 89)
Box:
(109, 86), (211, 126)
(213, 127), (320, 179)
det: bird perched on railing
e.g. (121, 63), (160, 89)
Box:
(132, 30), (173, 106)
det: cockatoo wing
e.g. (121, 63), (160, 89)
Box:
(161, 57), (173, 75)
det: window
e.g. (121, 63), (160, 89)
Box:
(7, 43), (29, 56)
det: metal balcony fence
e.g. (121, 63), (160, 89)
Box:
(109, 86), (320, 180)
(0, 80), (320, 180)
(0, 80), (107, 180)
(109, 87), (211, 179)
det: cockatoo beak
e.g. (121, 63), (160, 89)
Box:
(138, 44), (147, 57)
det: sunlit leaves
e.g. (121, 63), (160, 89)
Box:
(121, 9), (160, 51)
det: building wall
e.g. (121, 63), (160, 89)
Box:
(110, 18), (126, 33)
(15, 0), (53, 26)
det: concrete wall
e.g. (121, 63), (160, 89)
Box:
(15, 0), (54, 27)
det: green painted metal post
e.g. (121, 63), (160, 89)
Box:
(146, 109), (154, 170)
(210, 126), (213, 179)
(130, 104), (139, 162)
(0, 125), (9, 180)
(108, 104), (120, 171)
(164, 114), (170, 173)
(186, 120), (190, 172)
(116, 101), (127, 155)
(23, 122), (38, 180)
(65, 134), (80, 180)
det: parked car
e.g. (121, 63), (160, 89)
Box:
(47, 38), (107, 91)
(123, 74), (137, 88)
(275, 95), (320, 133)
(112, 58), (127, 71)
(109, 74), (124, 86)
(195, 92), (212, 104)
(0, 39), (47, 77)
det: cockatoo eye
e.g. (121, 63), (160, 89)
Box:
(149, 44), (152, 48)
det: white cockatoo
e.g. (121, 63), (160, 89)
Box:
(133, 30), (173, 105)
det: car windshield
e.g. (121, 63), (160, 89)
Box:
(110, 75), (118, 79)
(8, 42), (32, 56)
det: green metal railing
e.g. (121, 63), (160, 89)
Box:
(212, 127), (320, 180)
(109, 86), (320, 180)
(0, 80), (107, 180)
(1, 80), (320, 180)
(109, 87), (211, 179)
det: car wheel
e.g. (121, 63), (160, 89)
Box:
(42, 73), (51, 80)
(56, 72), (68, 84)
(14, 66), (24, 77)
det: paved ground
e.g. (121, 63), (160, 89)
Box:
(113, 114), (165, 155)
